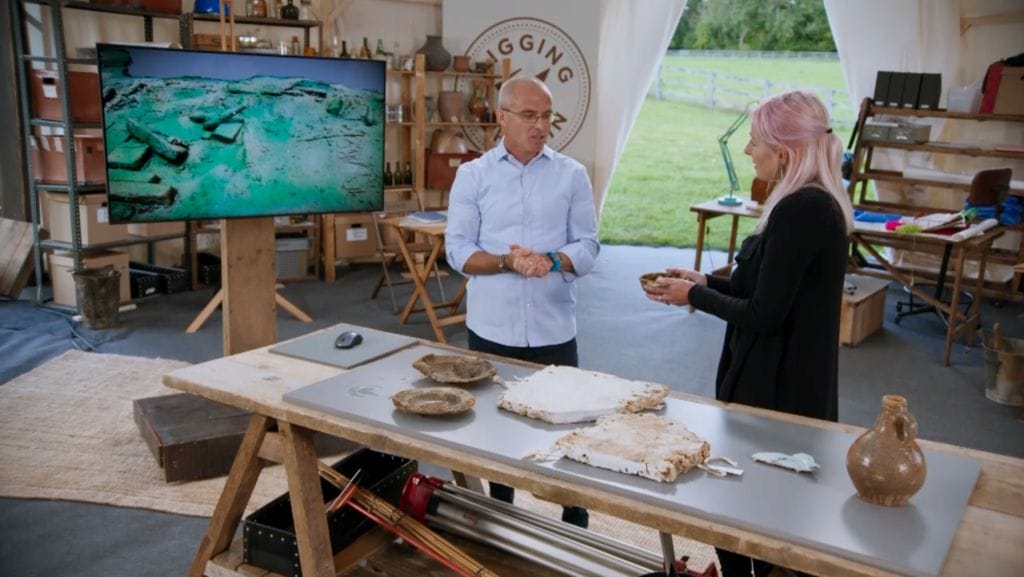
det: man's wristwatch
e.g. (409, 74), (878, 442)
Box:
(547, 251), (562, 273)
(497, 254), (507, 273)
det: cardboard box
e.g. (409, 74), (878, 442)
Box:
(31, 129), (106, 185)
(48, 250), (131, 306)
(840, 274), (891, 346)
(993, 66), (1024, 115)
(29, 70), (101, 123)
(334, 213), (379, 260)
(127, 222), (186, 237)
(127, 238), (184, 268)
(425, 151), (481, 190)
(46, 192), (129, 246)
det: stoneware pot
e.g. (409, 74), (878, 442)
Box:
(429, 129), (469, 154)
(437, 90), (464, 123)
(846, 394), (927, 506)
(416, 35), (451, 71)
(452, 55), (471, 73)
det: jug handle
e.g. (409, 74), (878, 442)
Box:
(895, 410), (918, 442)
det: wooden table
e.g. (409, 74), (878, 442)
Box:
(164, 328), (1024, 577)
(378, 216), (466, 344)
(850, 222), (1003, 366)
(690, 198), (761, 275)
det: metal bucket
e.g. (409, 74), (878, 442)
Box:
(72, 266), (120, 329)
(979, 330), (1024, 407)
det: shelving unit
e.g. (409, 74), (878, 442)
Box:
(189, 220), (320, 288)
(323, 53), (510, 281)
(846, 97), (1024, 301)
(10, 0), (185, 311)
(179, 12), (322, 52)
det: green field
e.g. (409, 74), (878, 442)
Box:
(601, 54), (853, 250)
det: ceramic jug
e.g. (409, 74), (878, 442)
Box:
(437, 91), (464, 123)
(846, 395), (927, 506)
(416, 35), (451, 71)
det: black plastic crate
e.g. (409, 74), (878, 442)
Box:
(197, 252), (221, 287)
(243, 448), (416, 577)
(129, 268), (161, 299)
(128, 261), (188, 294)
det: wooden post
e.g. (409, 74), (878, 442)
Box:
(221, 218), (276, 355)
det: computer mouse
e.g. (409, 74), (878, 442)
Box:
(334, 330), (363, 349)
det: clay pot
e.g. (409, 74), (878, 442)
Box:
(452, 55), (471, 73)
(846, 395), (927, 506)
(416, 35), (451, 72)
(429, 129), (469, 154)
(437, 90), (464, 123)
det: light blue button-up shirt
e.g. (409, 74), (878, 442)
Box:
(445, 140), (600, 348)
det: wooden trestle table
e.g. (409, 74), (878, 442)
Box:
(163, 326), (1024, 577)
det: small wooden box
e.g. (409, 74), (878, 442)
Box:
(334, 212), (379, 260)
(840, 274), (891, 347)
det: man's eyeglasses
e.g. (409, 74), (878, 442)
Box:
(501, 108), (555, 123)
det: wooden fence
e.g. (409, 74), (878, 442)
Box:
(648, 64), (856, 125)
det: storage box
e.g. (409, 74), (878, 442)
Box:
(48, 250), (131, 306)
(334, 213), (379, 260)
(127, 221), (185, 237)
(129, 268), (161, 299)
(426, 151), (481, 190)
(891, 122), (931, 144)
(862, 121), (896, 142)
(243, 448), (417, 577)
(29, 69), (101, 123)
(993, 66), (1024, 115)
(129, 261), (188, 293)
(276, 236), (310, 278)
(45, 191), (128, 246)
(840, 274), (891, 346)
(31, 129), (106, 185)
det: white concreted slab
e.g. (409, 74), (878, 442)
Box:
(284, 344), (980, 577)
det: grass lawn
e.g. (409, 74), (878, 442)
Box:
(601, 54), (853, 251)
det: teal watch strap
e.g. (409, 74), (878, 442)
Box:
(547, 251), (562, 272)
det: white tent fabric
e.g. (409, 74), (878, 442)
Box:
(592, 0), (688, 215)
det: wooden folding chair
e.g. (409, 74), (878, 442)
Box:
(370, 210), (447, 313)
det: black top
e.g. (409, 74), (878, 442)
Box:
(689, 186), (848, 421)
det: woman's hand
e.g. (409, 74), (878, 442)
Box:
(643, 276), (696, 307)
(667, 267), (707, 287)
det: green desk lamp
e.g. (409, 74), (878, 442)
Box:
(717, 106), (751, 207)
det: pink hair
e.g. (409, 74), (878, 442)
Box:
(751, 90), (854, 235)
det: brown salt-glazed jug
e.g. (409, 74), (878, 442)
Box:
(846, 395), (927, 506)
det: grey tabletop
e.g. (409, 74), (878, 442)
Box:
(284, 344), (979, 577)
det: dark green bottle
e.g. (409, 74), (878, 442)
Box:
(383, 161), (393, 186)
(402, 162), (413, 185)
(280, 0), (299, 20)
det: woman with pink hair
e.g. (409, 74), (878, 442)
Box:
(642, 90), (854, 576)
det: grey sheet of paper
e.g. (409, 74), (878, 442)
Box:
(284, 344), (981, 577)
(269, 324), (417, 369)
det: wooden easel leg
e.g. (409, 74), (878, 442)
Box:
(280, 422), (334, 577)
(186, 289), (225, 334)
(276, 293), (313, 323)
(187, 414), (273, 577)
(187, 287), (312, 334)
(944, 248), (968, 366)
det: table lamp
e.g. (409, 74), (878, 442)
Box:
(717, 106), (751, 207)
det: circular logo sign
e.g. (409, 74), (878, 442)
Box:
(458, 17), (591, 151)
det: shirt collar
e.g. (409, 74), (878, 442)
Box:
(496, 139), (553, 165)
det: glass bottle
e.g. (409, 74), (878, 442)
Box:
(299, 0), (312, 20)
(358, 37), (371, 59)
(402, 162), (413, 186)
(391, 40), (401, 70)
(250, 0), (267, 17)
(290, 35), (300, 55)
(340, 40), (350, 59)
(375, 39), (386, 57)
(328, 35), (339, 58)
(280, 0), (299, 20)
(383, 162), (393, 187)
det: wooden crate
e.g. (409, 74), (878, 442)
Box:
(840, 274), (891, 347)
(133, 393), (251, 482)
(0, 218), (34, 299)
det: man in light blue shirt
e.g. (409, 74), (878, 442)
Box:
(445, 76), (599, 528)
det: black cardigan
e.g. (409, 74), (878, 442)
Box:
(688, 187), (848, 422)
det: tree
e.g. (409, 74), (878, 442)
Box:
(674, 0), (836, 52)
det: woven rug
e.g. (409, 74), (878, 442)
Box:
(0, 350), (717, 570)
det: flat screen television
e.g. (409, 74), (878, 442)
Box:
(95, 44), (385, 223)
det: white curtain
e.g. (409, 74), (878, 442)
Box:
(592, 0), (687, 216)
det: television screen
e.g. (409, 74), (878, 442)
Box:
(96, 44), (385, 223)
